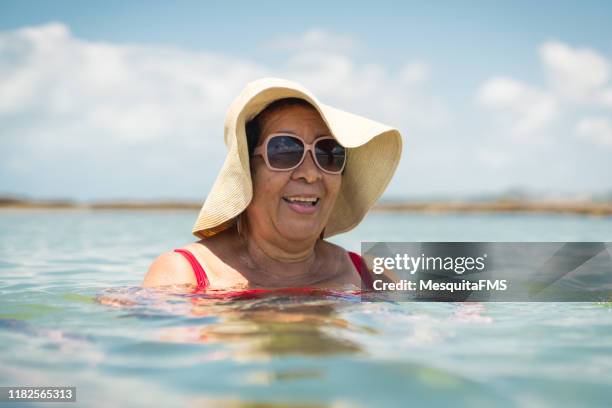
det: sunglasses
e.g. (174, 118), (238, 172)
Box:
(253, 133), (347, 174)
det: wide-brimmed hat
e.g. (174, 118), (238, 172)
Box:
(192, 78), (403, 239)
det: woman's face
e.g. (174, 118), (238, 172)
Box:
(246, 104), (342, 243)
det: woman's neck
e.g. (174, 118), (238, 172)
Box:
(240, 228), (325, 287)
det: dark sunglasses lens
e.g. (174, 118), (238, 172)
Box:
(267, 136), (304, 169)
(314, 139), (346, 173)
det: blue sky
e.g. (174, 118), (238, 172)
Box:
(1, 1), (612, 201)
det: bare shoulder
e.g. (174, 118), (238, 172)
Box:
(142, 250), (197, 288)
(320, 240), (356, 258)
(318, 240), (359, 270)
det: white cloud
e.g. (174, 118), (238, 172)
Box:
(540, 41), (610, 102)
(477, 40), (612, 146)
(0, 23), (264, 148)
(576, 117), (612, 147)
(476, 77), (558, 136)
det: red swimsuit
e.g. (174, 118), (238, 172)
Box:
(174, 248), (373, 292)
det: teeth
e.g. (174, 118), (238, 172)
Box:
(285, 196), (318, 203)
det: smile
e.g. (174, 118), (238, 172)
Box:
(282, 196), (320, 206)
(282, 196), (321, 214)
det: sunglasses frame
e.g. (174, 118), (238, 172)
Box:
(252, 133), (347, 175)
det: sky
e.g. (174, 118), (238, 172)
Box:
(1, 1), (612, 201)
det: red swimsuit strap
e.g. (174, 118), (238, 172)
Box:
(348, 251), (374, 290)
(174, 249), (210, 289)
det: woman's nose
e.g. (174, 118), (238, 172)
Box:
(292, 150), (322, 183)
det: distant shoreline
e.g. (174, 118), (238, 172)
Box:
(374, 201), (612, 216)
(2, 198), (611, 216)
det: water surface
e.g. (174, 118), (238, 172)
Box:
(1, 210), (611, 407)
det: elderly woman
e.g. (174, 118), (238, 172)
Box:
(144, 78), (402, 291)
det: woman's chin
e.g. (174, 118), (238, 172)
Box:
(276, 222), (321, 242)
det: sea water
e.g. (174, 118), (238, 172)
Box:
(1, 210), (611, 407)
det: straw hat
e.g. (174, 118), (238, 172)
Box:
(192, 78), (403, 239)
